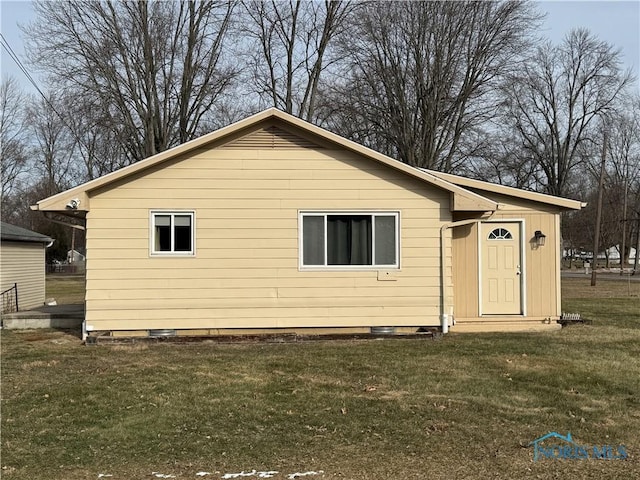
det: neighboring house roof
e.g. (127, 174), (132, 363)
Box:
(31, 108), (582, 214)
(0, 222), (53, 244)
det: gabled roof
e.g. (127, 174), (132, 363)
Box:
(424, 170), (585, 210)
(31, 108), (498, 214)
(32, 108), (583, 214)
(1, 222), (53, 244)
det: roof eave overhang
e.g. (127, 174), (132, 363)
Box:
(424, 170), (584, 211)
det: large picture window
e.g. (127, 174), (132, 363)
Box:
(150, 211), (194, 255)
(300, 212), (399, 268)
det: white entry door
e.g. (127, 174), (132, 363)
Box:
(481, 222), (522, 315)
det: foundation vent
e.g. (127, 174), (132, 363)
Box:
(370, 326), (396, 335)
(149, 329), (177, 337)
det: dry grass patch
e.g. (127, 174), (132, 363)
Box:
(2, 278), (640, 479)
(562, 275), (640, 298)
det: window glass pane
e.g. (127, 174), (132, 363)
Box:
(153, 213), (193, 253)
(375, 215), (396, 265)
(174, 225), (192, 251)
(303, 216), (324, 265)
(327, 215), (372, 265)
(155, 215), (171, 227)
(174, 215), (191, 227)
(488, 228), (512, 240)
(174, 215), (193, 252)
(155, 224), (171, 251)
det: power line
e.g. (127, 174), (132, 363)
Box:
(0, 32), (73, 130)
(1, 32), (111, 179)
(0, 33), (49, 101)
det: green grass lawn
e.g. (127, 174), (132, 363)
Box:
(1, 278), (639, 479)
(45, 273), (86, 305)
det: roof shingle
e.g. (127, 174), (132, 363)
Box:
(1, 222), (53, 244)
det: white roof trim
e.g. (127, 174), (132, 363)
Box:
(422, 169), (585, 210)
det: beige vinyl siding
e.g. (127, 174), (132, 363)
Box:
(451, 223), (479, 318)
(516, 211), (559, 317)
(0, 241), (46, 310)
(451, 192), (561, 322)
(490, 196), (560, 319)
(85, 145), (451, 331)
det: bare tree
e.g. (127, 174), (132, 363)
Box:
(27, 0), (238, 163)
(326, 0), (540, 171)
(241, 0), (354, 122)
(0, 77), (30, 212)
(63, 98), (133, 181)
(502, 28), (633, 197)
(26, 93), (78, 197)
(462, 128), (541, 190)
(605, 102), (640, 268)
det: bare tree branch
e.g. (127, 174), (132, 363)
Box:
(0, 77), (30, 208)
(502, 28), (634, 196)
(326, 1), (540, 172)
(27, 0), (239, 163)
(241, 0), (354, 122)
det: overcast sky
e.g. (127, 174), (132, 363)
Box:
(1, 0), (639, 92)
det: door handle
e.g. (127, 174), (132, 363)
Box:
(516, 266), (521, 275)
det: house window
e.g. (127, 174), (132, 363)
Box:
(151, 211), (194, 255)
(300, 212), (399, 268)
(488, 227), (513, 240)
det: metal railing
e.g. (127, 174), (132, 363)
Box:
(1, 283), (19, 313)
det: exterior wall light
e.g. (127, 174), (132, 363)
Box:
(534, 230), (546, 247)
(66, 198), (81, 209)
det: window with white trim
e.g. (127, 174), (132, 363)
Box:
(300, 212), (399, 268)
(151, 211), (194, 255)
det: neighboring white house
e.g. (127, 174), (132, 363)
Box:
(1, 222), (53, 312)
(67, 249), (86, 263)
(599, 246), (637, 261)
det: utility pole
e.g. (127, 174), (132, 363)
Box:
(591, 125), (607, 287)
(620, 175), (628, 276)
(633, 217), (640, 275)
